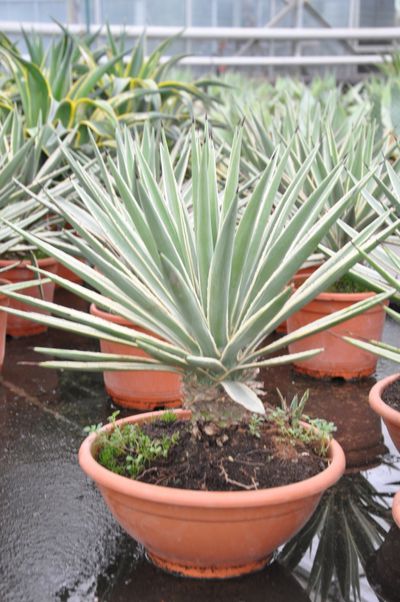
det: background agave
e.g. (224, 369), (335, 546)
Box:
(0, 110), (74, 255)
(0, 26), (219, 147)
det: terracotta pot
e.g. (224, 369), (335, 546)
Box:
(394, 492), (400, 528)
(79, 409), (346, 579)
(287, 290), (388, 379)
(276, 263), (321, 335)
(90, 304), (182, 410)
(0, 279), (9, 369)
(56, 261), (83, 286)
(0, 257), (58, 337)
(369, 374), (400, 453)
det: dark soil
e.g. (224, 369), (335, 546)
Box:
(382, 379), (400, 412)
(100, 419), (327, 492)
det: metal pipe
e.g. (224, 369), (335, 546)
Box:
(3, 22), (400, 40)
(169, 54), (390, 66)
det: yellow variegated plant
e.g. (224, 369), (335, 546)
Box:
(0, 27), (219, 147)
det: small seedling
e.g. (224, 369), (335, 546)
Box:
(92, 412), (180, 479)
(108, 410), (121, 424)
(83, 423), (103, 434)
(160, 411), (178, 424)
(267, 389), (336, 456)
(249, 414), (263, 438)
(83, 410), (121, 438)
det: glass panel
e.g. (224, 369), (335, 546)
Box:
(101, 0), (135, 25)
(38, 2), (67, 22)
(1, 1), (36, 21)
(192, 0), (213, 26)
(309, 0), (351, 27)
(146, 0), (185, 25)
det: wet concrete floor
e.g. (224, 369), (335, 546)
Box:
(0, 290), (399, 602)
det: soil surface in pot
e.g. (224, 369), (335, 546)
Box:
(382, 378), (400, 412)
(327, 273), (370, 294)
(96, 418), (327, 492)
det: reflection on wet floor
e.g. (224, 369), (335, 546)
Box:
(0, 290), (399, 602)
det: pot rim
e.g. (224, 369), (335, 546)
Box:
(79, 409), (346, 509)
(90, 304), (162, 341)
(313, 290), (380, 302)
(369, 373), (400, 427)
(0, 256), (58, 269)
(90, 302), (138, 328)
(393, 491), (400, 528)
(291, 276), (381, 303)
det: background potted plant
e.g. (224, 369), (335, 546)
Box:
(281, 123), (399, 379)
(210, 96), (399, 366)
(0, 111), (73, 336)
(0, 26), (219, 148)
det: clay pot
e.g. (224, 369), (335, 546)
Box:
(287, 290), (387, 379)
(369, 374), (400, 453)
(0, 279), (9, 369)
(90, 304), (182, 410)
(276, 263), (321, 335)
(56, 261), (83, 286)
(0, 257), (58, 337)
(79, 409), (346, 579)
(394, 492), (400, 528)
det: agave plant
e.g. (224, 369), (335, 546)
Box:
(286, 121), (399, 240)
(210, 94), (400, 292)
(343, 225), (400, 360)
(0, 127), (396, 415)
(0, 26), (217, 147)
(0, 199), (63, 257)
(208, 74), (370, 186)
(249, 115), (400, 292)
(331, 158), (400, 297)
(0, 109), (84, 258)
(0, 110), (72, 207)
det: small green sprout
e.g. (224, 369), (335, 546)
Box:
(267, 389), (336, 457)
(249, 414), (263, 438)
(92, 411), (180, 479)
(83, 422), (103, 434)
(108, 410), (120, 424)
(160, 411), (178, 424)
